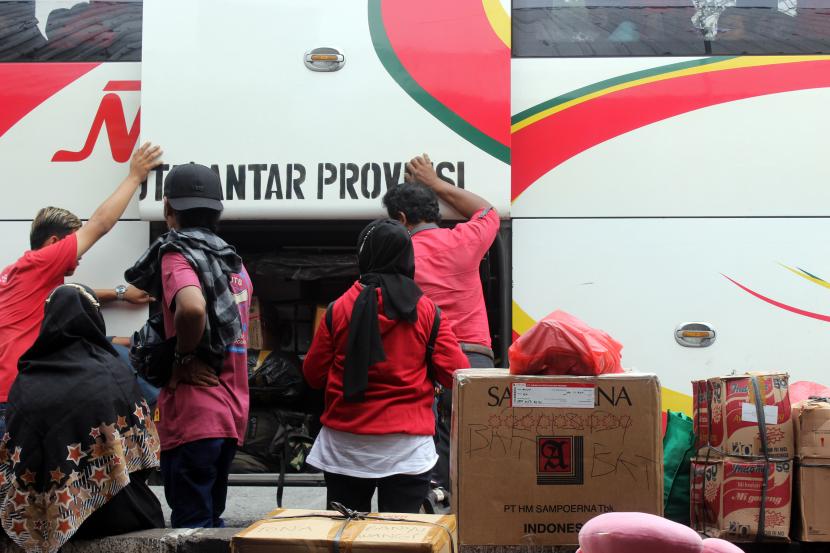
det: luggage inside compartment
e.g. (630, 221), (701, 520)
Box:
(235, 247), (360, 475)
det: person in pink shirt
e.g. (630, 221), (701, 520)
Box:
(382, 153), (500, 501)
(125, 163), (251, 528)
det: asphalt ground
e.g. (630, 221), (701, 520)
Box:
(151, 485), (346, 528)
(148, 486), (820, 552)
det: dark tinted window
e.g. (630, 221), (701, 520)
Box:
(0, 1), (141, 62)
(513, 0), (830, 56)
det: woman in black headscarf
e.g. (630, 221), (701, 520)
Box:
(0, 284), (163, 553)
(303, 219), (467, 513)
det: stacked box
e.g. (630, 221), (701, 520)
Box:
(233, 509), (457, 552)
(690, 373), (793, 543)
(248, 296), (265, 350)
(792, 399), (830, 542)
(691, 458), (792, 541)
(452, 369), (663, 546)
(692, 374), (793, 459)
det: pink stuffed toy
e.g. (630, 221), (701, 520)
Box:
(702, 538), (744, 552)
(578, 512), (703, 553)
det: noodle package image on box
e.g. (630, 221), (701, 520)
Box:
(451, 369), (663, 546)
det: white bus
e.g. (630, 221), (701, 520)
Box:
(2, 0), (830, 420)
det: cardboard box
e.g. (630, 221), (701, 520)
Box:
(794, 459), (830, 542)
(249, 296), (264, 350)
(693, 374), (793, 459)
(793, 399), (830, 458)
(312, 304), (328, 334)
(692, 379), (711, 453)
(451, 370), (663, 546)
(233, 509), (457, 553)
(691, 457), (792, 542)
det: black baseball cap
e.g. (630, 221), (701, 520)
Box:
(164, 163), (223, 212)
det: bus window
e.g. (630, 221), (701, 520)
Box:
(513, 0), (830, 56)
(0, 0), (142, 62)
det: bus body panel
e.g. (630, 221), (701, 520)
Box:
(0, 60), (148, 337)
(513, 218), (830, 402)
(139, 0), (511, 221)
(512, 55), (830, 409)
(511, 56), (830, 217)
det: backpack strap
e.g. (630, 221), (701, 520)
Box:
(426, 306), (441, 382)
(325, 301), (335, 333)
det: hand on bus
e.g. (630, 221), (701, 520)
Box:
(405, 153), (442, 188)
(129, 142), (164, 183)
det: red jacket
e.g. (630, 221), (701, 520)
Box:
(303, 282), (468, 436)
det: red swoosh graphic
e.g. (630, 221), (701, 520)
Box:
(382, 0), (510, 148)
(0, 63), (100, 139)
(513, 59), (830, 201)
(723, 274), (830, 323)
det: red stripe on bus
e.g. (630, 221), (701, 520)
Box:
(382, 0), (510, 149)
(0, 63), (100, 138)
(724, 274), (830, 323)
(512, 59), (830, 201)
(103, 80), (140, 91)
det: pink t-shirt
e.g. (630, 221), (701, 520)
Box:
(0, 234), (78, 401)
(411, 208), (499, 348)
(157, 252), (251, 451)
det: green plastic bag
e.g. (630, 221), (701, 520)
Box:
(663, 410), (696, 525)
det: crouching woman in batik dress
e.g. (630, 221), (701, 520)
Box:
(0, 284), (164, 553)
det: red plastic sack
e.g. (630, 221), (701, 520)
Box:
(509, 310), (623, 376)
(789, 380), (830, 405)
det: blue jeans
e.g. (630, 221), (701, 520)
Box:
(160, 438), (237, 528)
(432, 351), (494, 489)
(109, 341), (160, 408)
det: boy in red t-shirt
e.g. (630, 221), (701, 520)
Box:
(0, 142), (163, 430)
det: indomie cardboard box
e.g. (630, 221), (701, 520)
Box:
(793, 399), (830, 458)
(451, 369), (663, 546)
(793, 460), (830, 542)
(691, 458), (792, 542)
(693, 379), (711, 453)
(695, 374), (793, 459)
(232, 509), (457, 553)
(248, 296), (265, 350)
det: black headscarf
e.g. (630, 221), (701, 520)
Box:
(0, 284), (159, 553)
(343, 219), (423, 402)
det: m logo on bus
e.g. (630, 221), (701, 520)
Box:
(52, 81), (141, 163)
(537, 436), (584, 485)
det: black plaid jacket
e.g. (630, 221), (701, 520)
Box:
(125, 228), (244, 370)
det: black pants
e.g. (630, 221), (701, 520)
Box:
(160, 438), (237, 528)
(73, 469), (164, 540)
(432, 351), (494, 490)
(324, 469), (432, 514)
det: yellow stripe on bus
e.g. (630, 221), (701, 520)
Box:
(482, 0), (511, 48)
(780, 263), (830, 290)
(511, 55), (826, 133)
(512, 300), (536, 335)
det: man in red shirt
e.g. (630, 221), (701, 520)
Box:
(382, 153), (500, 499)
(0, 142), (162, 431)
